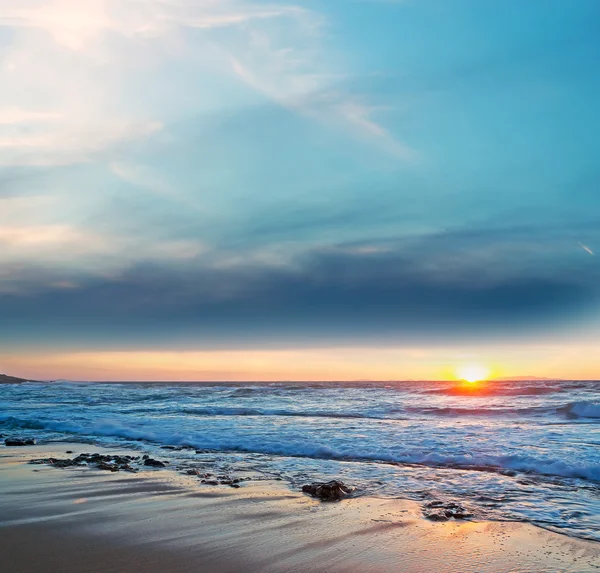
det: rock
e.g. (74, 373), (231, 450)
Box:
(143, 458), (166, 468)
(29, 451), (162, 473)
(34, 452), (139, 472)
(424, 501), (472, 520)
(425, 512), (449, 522)
(119, 464), (137, 473)
(443, 503), (472, 519)
(66, 450), (73, 454)
(111, 455), (133, 465)
(201, 479), (219, 485)
(30, 457), (83, 468)
(301, 480), (354, 501)
(96, 461), (119, 472)
(51, 459), (75, 468)
(425, 500), (445, 508)
(5, 437), (36, 446)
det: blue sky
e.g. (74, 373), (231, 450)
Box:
(1, 0), (600, 379)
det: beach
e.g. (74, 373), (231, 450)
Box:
(1, 443), (599, 573)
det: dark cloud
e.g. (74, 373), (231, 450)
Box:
(2, 233), (598, 349)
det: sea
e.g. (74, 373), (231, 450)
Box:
(1, 379), (599, 541)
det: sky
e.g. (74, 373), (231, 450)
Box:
(1, 0), (600, 381)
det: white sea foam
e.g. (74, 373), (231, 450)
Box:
(2, 413), (600, 482)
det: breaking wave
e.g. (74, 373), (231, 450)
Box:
(2, 413), (599, 482)
(561, 401), (600, 419)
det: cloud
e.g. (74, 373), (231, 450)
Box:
(0, 0), (411, 169)
(0, 223), (206, 292)
(0, 1), (300, 50)
(0, 120), (162, 166)
(108, 161), (207, 212)
(1, 228), (598, 347)
(227, 55), (414, 160)
(0, 108), (62, 125)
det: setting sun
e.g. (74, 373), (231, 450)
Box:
(457, 365), (491, 383)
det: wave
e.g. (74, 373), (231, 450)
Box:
(111, 406), (373, 419)
(404, 405), (552, 417)
(181, 407), (369, 419)
(2, 414), (599, 482)
(561, 401), (600, 419)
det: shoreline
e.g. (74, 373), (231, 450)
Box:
(1, 442), (599, 572)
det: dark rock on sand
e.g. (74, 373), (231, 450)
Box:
(143, 458), (166, 467)
(29, 458), (78, 468)
(5, 437), (36, 446)
(218, 477), (242, 487)
(424, 501), (472, 521)
(30, 452), (141, 473)
(191, 470), (245, 488)
(443, 503), (472, 519)
(301, 480), (354, 501)
(426, 512), (449, 522)
(66, 450), (73, 454)
(425, 501), (445, 508)
(96, 461), (119, 472)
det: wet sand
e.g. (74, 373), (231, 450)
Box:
(1, 443), (598, 573)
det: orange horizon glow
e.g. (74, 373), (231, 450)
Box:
(1, 343), (599, 382)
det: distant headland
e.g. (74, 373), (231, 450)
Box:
(0, 374), (38, 384)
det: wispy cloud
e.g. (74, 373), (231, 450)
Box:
(0, 1), (300, 50)
(0, 120), (162, 166)
(0, 222), (207, 294)
(108, 161), (206, 213)
(0, 107), (62, 125)
(0, 0), (411, 168)
(227, 40), (414, 160)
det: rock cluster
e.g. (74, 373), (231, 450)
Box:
(29, 452), (170, 473)
(424, 501), (472, 521)
(301, 480), (354, 501)
(185, 469), (243, 488)
(5, 437), (36, 446)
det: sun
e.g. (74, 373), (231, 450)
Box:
(457, 365), (490, 383)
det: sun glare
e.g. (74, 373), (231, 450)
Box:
(457, 365), (490, 383)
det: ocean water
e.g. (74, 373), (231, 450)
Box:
(1, 379), (599, 541)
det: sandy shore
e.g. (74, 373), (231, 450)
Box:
(1, 443), (599, 573)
